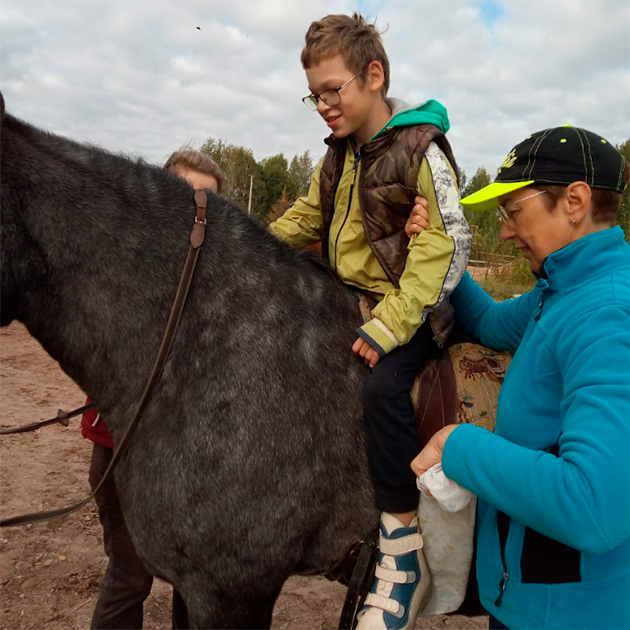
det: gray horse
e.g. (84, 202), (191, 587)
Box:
(0, 95), (378, 628)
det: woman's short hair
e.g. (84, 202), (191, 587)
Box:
(164, 147), (224, 193)
(538, 161), (629, 223)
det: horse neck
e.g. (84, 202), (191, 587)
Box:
(2, 116), (196, 419)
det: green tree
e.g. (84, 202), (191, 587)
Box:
(461, 166), (491, 198)
(287, 150), (315, 200)
(259, 154), (290, 217)
(616, 138), (629, 241)
(200, 137), (261, 214)
(460, 167), (500, 242)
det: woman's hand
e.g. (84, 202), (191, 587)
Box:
(411, 424), (459, 477)
(404, 196), (430, 238)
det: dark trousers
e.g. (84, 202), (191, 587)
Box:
(89, 443), (188, 629)
(364, 321), (436, 513)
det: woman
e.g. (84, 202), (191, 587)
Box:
(409, 126), (629, 629)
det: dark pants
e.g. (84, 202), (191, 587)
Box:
(89, 443), (188, 629)
(364, 321), (436, 513)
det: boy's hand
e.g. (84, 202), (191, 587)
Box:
(404, 195), (430, 238)
(352, 337), (380, 368)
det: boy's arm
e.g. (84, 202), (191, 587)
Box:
(358, 143), (471, 357)
(268, 159), (324, 248)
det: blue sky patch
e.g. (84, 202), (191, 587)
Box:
(478, 0), (504, 25)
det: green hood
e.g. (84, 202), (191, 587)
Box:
(373, 98), (450, 139)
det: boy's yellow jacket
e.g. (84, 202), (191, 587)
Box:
(269, 98), (471, 356)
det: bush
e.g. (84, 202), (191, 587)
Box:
(467, 223), (536, 299)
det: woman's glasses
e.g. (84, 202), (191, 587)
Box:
(496, 190), (547, 225)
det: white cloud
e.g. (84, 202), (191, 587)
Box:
(1, 0), (628, 179)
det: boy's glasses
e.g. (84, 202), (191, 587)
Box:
(302, 73), (360, 111)
(496, 190), (547, 225)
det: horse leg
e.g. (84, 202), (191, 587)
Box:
(181, 583), (281, 630)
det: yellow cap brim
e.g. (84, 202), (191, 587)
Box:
(460, 180), (535, 212)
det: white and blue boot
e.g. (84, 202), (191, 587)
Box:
(356, 513), (431, 630)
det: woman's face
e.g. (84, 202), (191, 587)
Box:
(498, 187), (576, 274)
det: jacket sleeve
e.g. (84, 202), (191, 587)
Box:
(449, 271), (542, 352)
(268, 159), (323, 248)
(359, 143), (472, 355)
(443, 303), (630, 553)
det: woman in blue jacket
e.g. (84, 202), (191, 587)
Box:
(410, 126), (629, 630)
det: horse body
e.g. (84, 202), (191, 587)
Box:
(1, 101), (377, 627)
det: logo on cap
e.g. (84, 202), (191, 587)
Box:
(499, 149), (518, 173)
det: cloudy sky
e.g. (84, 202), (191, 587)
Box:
(2, 0), (629, 179)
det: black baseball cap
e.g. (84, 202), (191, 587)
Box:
(461, 125), (627, 211)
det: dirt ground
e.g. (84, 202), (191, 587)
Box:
(0, 322), (488, 630)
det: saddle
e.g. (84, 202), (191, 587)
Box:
(357, 293), (511, 438)
(411, 327), (509, 441)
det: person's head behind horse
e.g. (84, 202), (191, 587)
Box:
(164, 146), (224, 193)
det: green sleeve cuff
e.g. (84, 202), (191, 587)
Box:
(357, 319), (399, 358)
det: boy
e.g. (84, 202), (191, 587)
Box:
(268, 13), (471, 630)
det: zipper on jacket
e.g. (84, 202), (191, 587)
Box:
(534, 295), (545, 321)
(495, 511), (509, 606)
(495, 572), (509, 606)
(332, 152), (360, 271)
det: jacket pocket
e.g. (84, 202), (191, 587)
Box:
(521, 526), (581, 584)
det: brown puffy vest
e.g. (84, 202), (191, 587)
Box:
(319, 124), (458, 287)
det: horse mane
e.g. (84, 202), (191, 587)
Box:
(1, 109), (335, 278)
(0, 105), (357, 379)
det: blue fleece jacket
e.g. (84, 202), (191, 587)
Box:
(443, 227), (630, 629)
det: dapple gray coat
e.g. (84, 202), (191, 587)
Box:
(0, 95), (378, 628)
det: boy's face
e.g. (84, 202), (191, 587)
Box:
(305, 54), (384, 145)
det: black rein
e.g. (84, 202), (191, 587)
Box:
(0, 403), (94, 435)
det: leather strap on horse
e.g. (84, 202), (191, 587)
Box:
(335, 527), (379, 630)
(1, 190), (208, 528)
(0, 403), (94, 435)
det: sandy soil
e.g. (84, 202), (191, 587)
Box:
(0, 322), (488, 630)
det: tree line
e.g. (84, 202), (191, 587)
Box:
(200, 137), (314, 222)
(200, 136), (629, 242)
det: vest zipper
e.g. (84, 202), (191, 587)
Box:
(332, 153), (360, 272)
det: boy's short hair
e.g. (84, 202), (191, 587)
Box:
(164, 147), (224, 193)
(301, 12), (390, 96)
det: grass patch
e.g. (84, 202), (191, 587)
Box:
(467, 223), (537, 299)
(476, 255), (537, 300)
